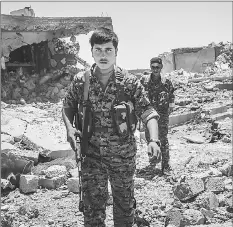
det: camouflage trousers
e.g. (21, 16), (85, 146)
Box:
(158, 114), (170, 170)
(81, 140), (137, 227)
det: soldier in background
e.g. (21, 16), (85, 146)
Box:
(140, 57), (175, 174)
(62, 27), (161, 227)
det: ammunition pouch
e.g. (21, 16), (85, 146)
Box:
(112, 100), (137, 137)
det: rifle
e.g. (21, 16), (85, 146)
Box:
(74, 70), (90, 213)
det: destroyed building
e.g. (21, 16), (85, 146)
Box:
(159, 42), (232, 75)
(1, 13), (113, 104)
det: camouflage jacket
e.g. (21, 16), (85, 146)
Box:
(140, 73), (175, 115)
(63, 64), (159, 146)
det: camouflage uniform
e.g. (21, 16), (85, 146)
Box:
(140, 74), (175, 170)
(63, 64), (159, 227)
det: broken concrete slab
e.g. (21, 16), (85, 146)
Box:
(202, 105), (228, 116)
(67, 178), (79, 193)
(173, 178), (204, 202)
(38, 175), (67, 189)
(1, 118), (27, 138)
(169, 111), (199, 127)
(24, 124), (74, 159)
(205, 177), (225, 192)
(19, 174), (39, 194)
(45, 143), (75, 160)
(2, 148), (39, 165)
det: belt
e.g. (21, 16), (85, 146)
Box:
(94, 127), (113, 133)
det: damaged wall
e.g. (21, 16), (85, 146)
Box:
(2, 32), (54, 59)
(160, 47), (216, 74)
(1, 14), (113, 104)
(175, 47), (216, 73)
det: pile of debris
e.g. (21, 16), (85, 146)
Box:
(1, 37), (84, 104)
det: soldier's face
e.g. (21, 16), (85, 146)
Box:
(92, 42), (117, 70)
(151, 63), (162, 76)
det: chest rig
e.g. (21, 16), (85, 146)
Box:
(75, 64), (138, 139)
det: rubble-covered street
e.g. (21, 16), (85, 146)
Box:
(1, 65), (232, 226)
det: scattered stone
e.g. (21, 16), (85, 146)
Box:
(205, 177), (225, 192)
(1, 134), (14, 144)
(1, 118), (27, 138)
(38, 175), (67, 189)
(22, 88), (29, 96)
(225, 196), (233, 208)
(182, 209), (205, 226)
(1, 101), (8, 108)
(42, 165), (67, 178)
(222, 135), (232, 143)
(24, 79), (36, 91)
(165, 208), (183, 227)
(209, 167), (223, 177)
(20, 175), (39, 193)
(67, 178), (79, 193)
(1, 179), (15, 190)
(1, 205), (10, 211)
(182, 135), (205, 144)
(173, 177), (204, 201)
(218, 163), (233, 177)
(69, 167), (79, 178)
(224, 178), (232, 191)
(12, 87), (21, 100)
(200, 208), (214, 219)
(195, 191), (219, 210)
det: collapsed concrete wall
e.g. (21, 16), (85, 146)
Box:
(1, 14), (113, 104)
(174, 47), (215, 73)
(159, 52), (175, 76)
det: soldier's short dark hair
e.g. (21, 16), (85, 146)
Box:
(89, 27), (118, 49)
(150, 57), (162, 65)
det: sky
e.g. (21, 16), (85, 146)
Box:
(1, 1), (232, 70)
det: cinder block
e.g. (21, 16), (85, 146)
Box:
(205, 177), (225, 192)
(20, 175), (39, 193)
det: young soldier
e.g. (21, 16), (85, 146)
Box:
(62, 27), (161, 227)
(140, 57), (175, 174)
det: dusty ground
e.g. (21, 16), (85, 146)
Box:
(1, 101), (232, 227)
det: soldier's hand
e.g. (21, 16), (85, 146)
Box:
(147, 142), (161, 164)
(67, 127), (81, 151)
